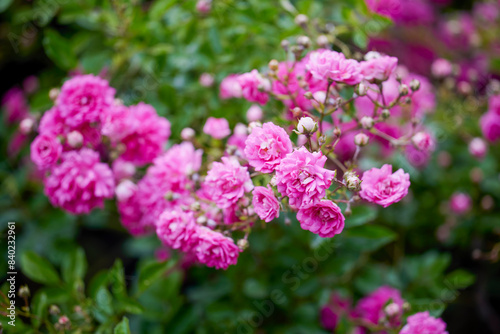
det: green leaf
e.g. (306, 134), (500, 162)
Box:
(62, 247), (87, 285)
(108, 259), (126, 298)
(137, 260), (171, 293)
(114, 317), (131, 334)
(20, 251), (60, 285)
(43, 29), (78, 70)
(0, 0), (13, 13)
(445, 269), (475, 290)
(31, 291), (48, 329)
(95, 286), (114, 316)
(347, 206), (378, 228)
(342, 224), (396, 252)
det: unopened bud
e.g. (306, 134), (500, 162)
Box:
(292, 107), (303, 118)
(354, 133), (369, 146)
(295, 117), (318, 135)
(49, 88), (59, 101)
(333, 127), (341, 137)
(18, 285), (30, 298)
(316, 35), (329, 47)
(19, 118), (34, 134)
(246, 105), (263, 122)
(344, 171), (361, 191)
(190, 202), (201, 211)
(281, 40), (290, 51)
(268, 59), (279, 72)
(381, 109), (390, 119)
(399, 84), (409, 96)
(360, 116), (374, 129)
(237, 239), (249, 250)
(297, 36), (311, 49)
(385, 303), (400, 317)
(115, 180), (137, 202)
(357, 83), (368, 96)
(304, 91), (313, 99)
(196, 216), (207, 224)
(248, 121), (262, 131)
(49, 305), (60, 315)
(409, 79), (420, 92)
(294, 14), (308, 26)
(318, 135), (326, 146)
(67, 130), (83, 148)
(181, 127), (195, 141)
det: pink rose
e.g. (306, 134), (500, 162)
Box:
(199, 73), (214, 87)
(246, 105), (263, 122)
(480, 111), (500, 142)
(203, 117), (231, 139)
(400, 311), (448, 334)
(203, 157), (253, 209)
(306, 49), (363, 85)
(411, 131), (435, 152)
(30, 134), (62, 170)
(156, 210), (200, 252)
(244, 122), (293, 173)
(56, 74), (115, 127)
(237, 70), (270, 105)
(449, 192), (472, 215)
(431, 58), (453, 78)
(193, 226), (241, 270)
(354, 286), (404, 328)
(275, 147), (336, 209)
(2, 87), (28, 124)
(468, 137), (487, 159)
(360, 55), (398, 82)
(359, 164), (410, 208)
(220, 74), (242, 99)
(252, 186), (280, 222)
(297, 200), (345, 237)
(44, 148), (115, 214)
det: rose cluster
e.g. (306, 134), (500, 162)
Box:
(321, 286), (448, 333)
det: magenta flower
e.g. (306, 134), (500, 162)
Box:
(220, 74), (242, 99)
(203, 117), (231, 139)
(306, 49), (363, 85)
(400, 311), (448, 334)
(203, 157), (253, 209)
(56, 74), (115, 127)
(237, 70), (270, 105)
(252, 186), (280, 223)
(354, 286), (404, 328)
(411, 131), (435, 152)
(297, 200), (345, 238)
(359, 164), (410, 208)
(244, 122), (293, 173)
(449, 192), (472, 215)
(275, 147), (336, 209)
(2, 87), (28, 124)
(193, 226), (241, 270)
(103, 103), (171, 165)
(468, 138), (487, 159)
(360, 55), (398, 82)
(44, 148), (115, 214)
(480, 111), (500, 142)
(30, 134), (62, 170)
(117, 183), (146, 236)
(156, 210), (200, 252)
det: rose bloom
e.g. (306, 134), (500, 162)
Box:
(359, 164), (410, 208)
(220, 74), (242, 99)
(480, 111), (500, 142)
(321, 294), (351, 332)
(156, 210), (200, 252)
(244, 122), (293, 173)
(468, 137), (487, 159)
(196, 0), (211, 14)
(275, 147), (336, 209)
(30, 134), (62, 170)
(297, 200), (345, 238)
(411, 131), (435, 152)
(116, 183), (147, 236)
(449, 192), (472, 215)
(56, 74), (115, 127)
(193, 226), (241, 270)
(252, 186), (280, 223)
(44, 148), (115, 214)
(237, 70), (270, 105)
(400, 311), (448, 334)
(306, 49), (362, 85)
(203, 117), (231, 139)
(112, 158), (136, 181)
(246, 105), (263, 122)
(2, 87), (28, 124)
(354, 286), (404, 328)
(199, 73), (214, 87)
(203, 157), (253, 209)
(360, 55), (398, 82)
(103, 103), (171, 165)
(431, 58), (453, 78)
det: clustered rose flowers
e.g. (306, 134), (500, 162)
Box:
(27, 36), (429, 270)
(321, 286), (448, 333)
